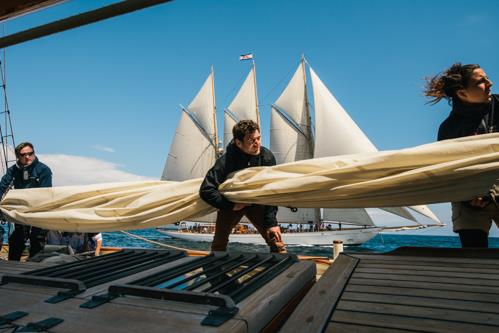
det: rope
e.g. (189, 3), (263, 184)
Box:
(119, 230), (208, 255)
(119, 231), (330, 265)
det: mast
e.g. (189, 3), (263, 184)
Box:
(252, 59), (260, 126)
(301, 55), (314, 155)
(210, 65), (219, 155)
(301, 55), (320, 225)
(0, 49), (15, 174)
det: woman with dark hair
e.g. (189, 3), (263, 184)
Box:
(425, 63), (498, 248)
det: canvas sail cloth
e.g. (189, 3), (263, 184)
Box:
(0, 133), (497, 232)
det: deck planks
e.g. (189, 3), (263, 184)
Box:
(280, 247), (499, 333)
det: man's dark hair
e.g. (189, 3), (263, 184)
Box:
(232, 120), (260, 142)
(424, 63), (480, 105)
(15, 142), (34, 158)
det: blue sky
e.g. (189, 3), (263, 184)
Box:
(1, 0), (498, 235)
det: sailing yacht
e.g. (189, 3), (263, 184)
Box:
(157, 59), (442, 245)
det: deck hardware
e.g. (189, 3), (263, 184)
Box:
(80, 294), (118, 309)
(0, 311), (28, 325)
(45, 289), (81, 303)
(13, 249), (185, 303)
(0, 274), (85, 291)
(17, 317), (64, 332)
(79, 252), (297, 328)
(201, 306), (240, 327)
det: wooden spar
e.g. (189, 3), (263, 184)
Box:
(210, 65), (219, 155)
(0, 0), (173, 49)
(0, 0), (66, 22)
(252, 59), (260, 126)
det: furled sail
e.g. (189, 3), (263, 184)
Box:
(309, 66), (440, 224)
(224, 65), (259, 148)
(2, 133), (496, 232)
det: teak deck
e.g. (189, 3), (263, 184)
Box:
(280, 247), (499, 333)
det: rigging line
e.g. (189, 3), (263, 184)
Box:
(260, 58), (302, 106)
(181, 105), (217, 149)
(222, 65), (249, 102)
(224, 108), (239, 123)
(119, 230), (208, 255)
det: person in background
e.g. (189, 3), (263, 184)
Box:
(199, 120), (286, 253)
(424, 63), (498, 248)
(47, 231), (103, 256)
(0, 142), (52, 260)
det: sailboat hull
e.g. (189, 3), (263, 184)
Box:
(157, 227), (381, 246)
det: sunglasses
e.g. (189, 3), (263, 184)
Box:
(20, 151), (34, 157)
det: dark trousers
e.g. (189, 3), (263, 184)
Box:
(212, 205), (286, 253)
(8, 224), (46, 261)
(458, 229), (488, 248)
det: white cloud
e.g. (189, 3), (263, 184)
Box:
(38, 154), (155, 186)
(91, 145), (115, 153)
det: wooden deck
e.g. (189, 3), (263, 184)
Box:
(280, 247), (499, 333)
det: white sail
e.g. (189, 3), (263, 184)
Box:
(223, 112), (237, 148)
(161, 71), (217, 222)
(224, 66), (259, 148)
(309, 66), (440, 225)
(323, 208), (375, 226)
(0, 144), (15, 175)
(162, 71), (217, 181)
(270, 61), (317, 224)
(274, 62), (311, 128)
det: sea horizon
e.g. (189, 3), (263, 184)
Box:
(103, 229), (499, 258)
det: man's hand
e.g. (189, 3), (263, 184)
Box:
(233, 203), (250, 211)
(469, 197), (490, 208)
(267, 226), (283, 243)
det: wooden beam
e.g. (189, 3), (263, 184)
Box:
(0, 1), (65, 22)
(0, 0), (173, 49)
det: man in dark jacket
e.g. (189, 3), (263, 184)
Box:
(199, 120), (286, 253)
(0, 142), (52, 260)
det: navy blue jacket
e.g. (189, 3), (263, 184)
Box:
(0, 157), (52, 198)
(199, 141), (278, 228)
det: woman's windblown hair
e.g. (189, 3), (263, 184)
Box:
(424, 63), (479, 105)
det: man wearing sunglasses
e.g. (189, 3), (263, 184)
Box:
(0, 142), (52, 260)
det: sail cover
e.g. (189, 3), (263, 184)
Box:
(2, 131), (496, 232)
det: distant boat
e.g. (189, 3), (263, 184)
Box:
(158, 58), (442, 245)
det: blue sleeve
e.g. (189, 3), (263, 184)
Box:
(38, 165), (52, 188)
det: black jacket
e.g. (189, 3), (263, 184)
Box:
(438, 94), (498, 141)
(0, 157), (52, 198)
(199, 141), (278, 228)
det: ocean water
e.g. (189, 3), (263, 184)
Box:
(2, 225), (498, 256)
(102, 228), (499, 257)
